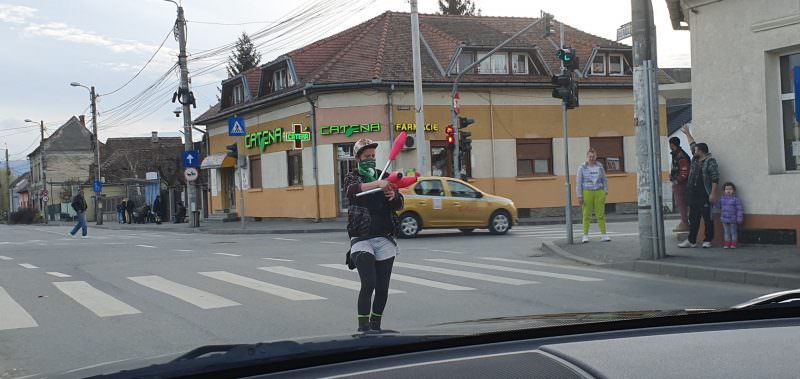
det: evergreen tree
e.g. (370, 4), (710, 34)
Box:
(438, 0), (479, 16)
(226, 32), (262, 77)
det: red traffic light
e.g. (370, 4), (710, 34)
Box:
(446, 135), (455, 145)
(445, 125), (454, 134)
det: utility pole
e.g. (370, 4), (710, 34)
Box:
(5, 146), (10, 222)
(410, 0), (428, 176)
(632, 0), (666, 259)
(169, 1), (198, 227)
(39, 120), (47, 225)
(90, 86), (103, 225)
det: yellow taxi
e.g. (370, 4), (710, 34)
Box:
(396, 176), (518, 238)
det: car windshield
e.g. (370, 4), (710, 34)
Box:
(2, 0), (798, 376)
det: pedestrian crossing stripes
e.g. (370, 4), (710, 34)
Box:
(0, 286), (38, 330)
(135, 244), (157, 248)
(259, 266), (404, 294)
(19, 263), (38, 269)
(199, 271), (325, 301)
(0, 255), (14, 260)
(425, 259), (603, 282)
(47, 272), (72, 278)
(53, 281), (141, 317)
(320, 264), (475, 291)
(393, 262), (536, 285)
(214, 253), (241, 257)
(129, 276), (240, 309)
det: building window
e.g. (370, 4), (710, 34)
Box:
(477, 52), (508, 74)
(591, 53), (606, 76)
(232, 83), (245, 105)
(609, 54), (625, 75)
(272, 68), (294, 91)
(516, 139), (553, 176)
(414, 179), (444, 196)
(430, 141), (471, 178)
(590, 136), (625, 172)
(511, 53), (530, 74)
(780, 53), (799, 171)
(287, 150), (303, 186)
(456, 51), (475, 74)
(249, 155), (262, 188)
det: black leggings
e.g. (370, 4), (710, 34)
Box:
(354, 253), (394, 317)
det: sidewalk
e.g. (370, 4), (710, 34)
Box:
(542, 233), (800, 289)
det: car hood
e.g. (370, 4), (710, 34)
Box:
(32, 309), (712, 378)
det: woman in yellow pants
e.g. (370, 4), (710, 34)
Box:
(576, 148), (610, 243)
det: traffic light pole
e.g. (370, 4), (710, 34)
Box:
(450, 17), (544, 178)
(559, 23), (574, 245)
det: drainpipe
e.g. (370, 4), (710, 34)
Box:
(387, 84), (395, 148)
(489, 90), (496, 194)
(304, 89), (321, 222)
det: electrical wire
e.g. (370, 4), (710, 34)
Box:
(99, 26), (175, 97)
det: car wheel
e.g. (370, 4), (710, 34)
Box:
(398, 212), (421, 238)
(488, 210), (511, 235)
(459, 228), (475, 234)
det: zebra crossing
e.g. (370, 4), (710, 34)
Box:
(510, 225), (639, 240)
(0, 257), (606, 332)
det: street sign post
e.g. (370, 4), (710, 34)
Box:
(42, 189), (49, 203)
(184, 167), (198, 182)
(182, 150), (200, 168)
(93, 180), (103, 193)
(228, 116), (246, 136)
(616, 22), (632, 41)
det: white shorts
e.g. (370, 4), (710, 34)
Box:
(350, 237), (398, 261)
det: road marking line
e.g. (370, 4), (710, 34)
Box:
(262, 257), (294, 262)
(320, 264), (474, 291)
(104, 242), (126, 245)
(19, 263), (38, 269)
(393, 262), (535, 285)
(320, 241), (346, 245)
(477, 257), (656, 279)
(173, 249), (194, 252)
(0, 255), (13, 260)
(53, 281), (141, 317)
(135, 244), (157, 248)
(514, 232), (639, 239)
(46, 272), (72, 278)
(129, 275), (240, 309)
(214, 253), (241, 257)
(430, 249), (466, 254)
(426, 259), (603, 282)
(259, 266), (404, 294)
(0, 286), (39, 330)
(199, 271), (325, 301)
(273, 237), (299, 241)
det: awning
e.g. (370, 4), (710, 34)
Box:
(201, 153), (236, 169)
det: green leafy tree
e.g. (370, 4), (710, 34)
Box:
(438, 0), (479, 16)
(226, 32), (262, 77)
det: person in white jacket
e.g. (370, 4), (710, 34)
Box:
(576, 148), (610, 243)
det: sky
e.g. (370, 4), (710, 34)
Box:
(0, 0), (690, 161)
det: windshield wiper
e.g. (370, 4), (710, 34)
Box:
(733, 289), (800, 309)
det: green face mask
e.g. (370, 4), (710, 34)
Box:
(358, 158), (377, 182)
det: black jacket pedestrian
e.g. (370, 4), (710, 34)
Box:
(71, 193), (87, 213)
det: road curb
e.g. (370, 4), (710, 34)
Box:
(541, 241), (800, 289)
(89, 224), (344, 235)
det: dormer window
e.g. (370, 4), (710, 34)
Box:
(591, 52), (632, 76)
(608, 54), (625, 75)
(477, 52), (508, 74)
(591, 53), (606, 75)
(512, 53), (534, 75)
(232, 83), (245, 105)
(272, 68), (294, 91)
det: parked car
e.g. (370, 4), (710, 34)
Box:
(396, 176), (517, 238)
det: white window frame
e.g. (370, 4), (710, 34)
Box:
(608, 54), (625, 76)
(273, 68), (288, 91)
(591, 53), (606, 76)
(511, 53), (530, 75)
(477, 52), (509, 74)
(456, 51), (475, 74)
(779, 53), (798, 172)
(232, 83), (244, 105)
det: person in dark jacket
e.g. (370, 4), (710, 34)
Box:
(125, 198), (134, 224)
(69, 191), (89, 238)
(174, 201), (186, 223)
(117, 201), (126, 224)
(152, 195), (164, 224)
(343, 138), (404, 332)
(669, 136), (691, 232)
(679, 126), (720, 248)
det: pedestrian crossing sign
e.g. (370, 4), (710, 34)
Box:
(228, 116), (246, 136)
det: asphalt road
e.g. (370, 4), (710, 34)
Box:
(0, 222), (780, 377)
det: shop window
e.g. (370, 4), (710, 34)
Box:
(779, 53), (799, 171)
(590, 136), (625, 173)
(591, 53), (606, 76)
(516, 139), (553, 176)
(414, 179), (444, 196)
(477, 52), (508, 74)
(249, 155), (262, 188)
(430, 140), (471, 178)
(287, 150), (303, 186)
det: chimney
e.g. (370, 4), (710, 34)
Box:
(151, 131), (158, 143)
(79, 115), (86, 128)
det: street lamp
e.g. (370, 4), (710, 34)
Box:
(24, 119), (48, 224)
(70, 81), (103, 225)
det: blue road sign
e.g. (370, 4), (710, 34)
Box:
(794, 66), (799, 122)
(93, 180), (103, 193)
(182, 150), (200, 168)
(228, 116), (246, 136)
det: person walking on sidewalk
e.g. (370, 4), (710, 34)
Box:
(343, 138), (404, 332)
(679, 126), (720, 248)
(717, 182), (744, 249)
(125, 198), (134, 224)
(69, 190), (88, 239)
(669, 136), (691, 232)
(117, 200), (126, 224)
(576, 147), (610, 243)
